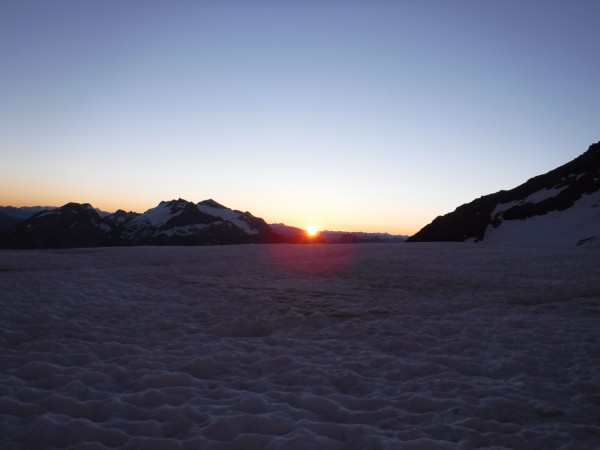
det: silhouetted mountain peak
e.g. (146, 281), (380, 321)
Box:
(198, 199), (227, 209)
(0, 202), (119, 249)
(408, 141), (600, 246)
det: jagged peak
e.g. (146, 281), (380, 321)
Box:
(111, 209), (139, 218)
(198, 199), (228, 209)
(154, 199), (199, 216)
(585, 141), (600, 154)
(58, 202), (98, 215)
(158, 198), (192, 207)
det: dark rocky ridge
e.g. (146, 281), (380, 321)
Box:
(0, 212), (23, 232)
(197, 199), (275, 238)
(0, 203), (121, 249)
(408, 142), (600, 243)
(0, 206), (54, 231)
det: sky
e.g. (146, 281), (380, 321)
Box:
(1, 1), (599, 235)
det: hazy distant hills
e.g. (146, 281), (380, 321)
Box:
(271, 223), (407, 244)
(408, 141), (600, 246)
(0, 199), (406, 249)
(0, 206), (54, 232)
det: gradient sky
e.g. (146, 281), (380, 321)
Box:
(2, 1), (599, 235)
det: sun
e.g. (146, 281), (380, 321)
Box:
(306, 225), (318, 237)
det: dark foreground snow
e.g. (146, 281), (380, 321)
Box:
(1, 244), (599, 449)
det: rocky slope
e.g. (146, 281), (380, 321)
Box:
(408, 141), (600, 246)
(0, 203), (120, 249)
(0, 206), (54, 231)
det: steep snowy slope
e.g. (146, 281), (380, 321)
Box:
(409, 141), (600, 246)
(483, 191), (600, 246)
(197, 199), (274, 237)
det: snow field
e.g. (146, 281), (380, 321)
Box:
(485, 191), (600, 246)
(1, 243), (599, 449)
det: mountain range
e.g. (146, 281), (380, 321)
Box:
(270, 223), (407, 244)
(408, 141), (600, 246)
(2, 141), (598, 249)
(0, 199), (406, 249)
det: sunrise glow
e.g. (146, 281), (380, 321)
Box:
(306, 225), (318, 237)
(1, 2), (598, 236)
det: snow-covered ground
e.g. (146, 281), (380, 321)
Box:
(1, 244), (599, 449)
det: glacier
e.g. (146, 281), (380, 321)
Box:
(1, 244), (599, 449)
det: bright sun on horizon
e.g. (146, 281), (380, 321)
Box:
(306, 225), (318, 237)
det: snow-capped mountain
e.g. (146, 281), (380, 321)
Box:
(107, 209), (140, 226)
(197, 199), (274, 237)
(123, 199), (216, 245)
(122, 198), (277, 245)
(408, 141), (600, 246)
(0, 199), (279, 248)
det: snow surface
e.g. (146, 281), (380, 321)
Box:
(1, 244), (599, 449)
(197, 204), (258, 235)
(129, 202), (182, 227)
(522, 186), (567, 204)
(485, 192), (600, 246)
(490, 187), (568, 220)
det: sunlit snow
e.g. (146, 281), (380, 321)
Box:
(521, 186), (567, 204)
(489, 187), (569, 221)
(486, 191), (600, 246)
(1, 244), (599, 449)
(197, 203), (259, 235)
(129, 202), (182, 227)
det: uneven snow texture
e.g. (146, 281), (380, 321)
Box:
(1, 244), (599, 449)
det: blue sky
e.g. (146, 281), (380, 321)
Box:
(1, 1), (599, 234)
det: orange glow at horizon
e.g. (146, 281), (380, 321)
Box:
(306, 225), (318, 237)
(0, 185), (420, 236)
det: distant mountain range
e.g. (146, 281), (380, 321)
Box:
(0, 206), (55, 232)
(270, 223), (407, 244)
(408, 141), (600, 246)
(0, 199), (407, 249)
(4, 142), (598, 249)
